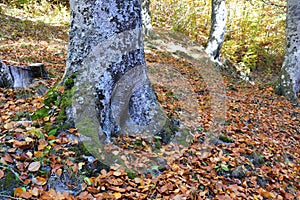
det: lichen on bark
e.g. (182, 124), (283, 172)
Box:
(275, 0), (300, 104)
(65, 0), (166, 142)
(141, 0), (153, 36)
(205, 0), (227, 62)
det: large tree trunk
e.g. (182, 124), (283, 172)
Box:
(64, 0), (165, 142)
(205, 0), (227, 63)
(141, 0), (153, 36)
(275, 0), (300, 104)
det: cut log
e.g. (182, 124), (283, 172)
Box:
(0, 61), (48, 89)
(0, 61), (13, 88)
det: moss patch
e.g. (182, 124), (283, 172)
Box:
(32, 73), (77, 129)
(0, 169), (20, 196)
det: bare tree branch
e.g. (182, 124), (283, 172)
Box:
(258, 0), (286, 8)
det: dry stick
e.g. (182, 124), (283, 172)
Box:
(0, 193), (22, 200)
(259, 0), (286, 8)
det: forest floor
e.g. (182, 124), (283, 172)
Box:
(0, 5), (299, 200)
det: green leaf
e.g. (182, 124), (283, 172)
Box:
(39, 131), (45, 139)
(48, 129), (58, 136)
(151, 165), (159, 170)
(221, 164), (229, 172)
(84, 177), (92, 185)
(154, 136), (162, 140)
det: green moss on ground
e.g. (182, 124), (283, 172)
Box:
(0, 169), (20, 196)
(32, 73), (77, 129)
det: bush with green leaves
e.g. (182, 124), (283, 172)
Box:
(152, 0), (286, 73)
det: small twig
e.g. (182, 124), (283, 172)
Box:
(0, 193), (22, 200)
(259, 0), (286, 8)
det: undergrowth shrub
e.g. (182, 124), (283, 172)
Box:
(1, 0), (69, 25)
(152, 0), (286, 74)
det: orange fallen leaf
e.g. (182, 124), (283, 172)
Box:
(14, 187), (25, 197)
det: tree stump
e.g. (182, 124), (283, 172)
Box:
(0, 61), (48, 89)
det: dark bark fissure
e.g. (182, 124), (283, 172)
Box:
(95, 49), (157, 137)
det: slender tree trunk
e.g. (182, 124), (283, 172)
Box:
(64, 0), (164, 142)
(141, 0), (153, 36)
(275, 0), (300, 104)
(205, 0), (227, 63)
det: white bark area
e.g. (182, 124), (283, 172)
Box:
(205, 0), (227, 62)
(141, 0), (153, 36)
(276, 0), (300, 103)
(65, 0), (164, 141)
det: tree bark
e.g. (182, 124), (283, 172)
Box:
(141, 0), (153, 36)
(205, 0), (227, 63)
(0, 61), (14, 88)
(275, 0), (300, 104)
(65, 0), (165, 142)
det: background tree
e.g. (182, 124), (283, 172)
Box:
(64, 0), (165, 142)
(275, 0), (300, 104)
(141, 0), (153, 36)
(205, 0), (227, 63)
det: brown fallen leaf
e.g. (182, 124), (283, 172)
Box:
(3, 153), (14, 163)
(0, 169), (4, 179)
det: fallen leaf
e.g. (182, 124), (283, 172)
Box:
(113, 192), (122, 199)
(35, 176), (47, 186)
(0, 170), (4, 179)
(14, 187), (25, 197)
(28, 161), (41, 172)
(3, 153), (14, 163)
(113, 171), (122, 176)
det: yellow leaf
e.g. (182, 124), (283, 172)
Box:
(35, 176), (47, 186)
(113, 192), (122, 199)
(113, 171), (122, 176)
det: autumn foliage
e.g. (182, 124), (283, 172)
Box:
(0, 1), (299, 200)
